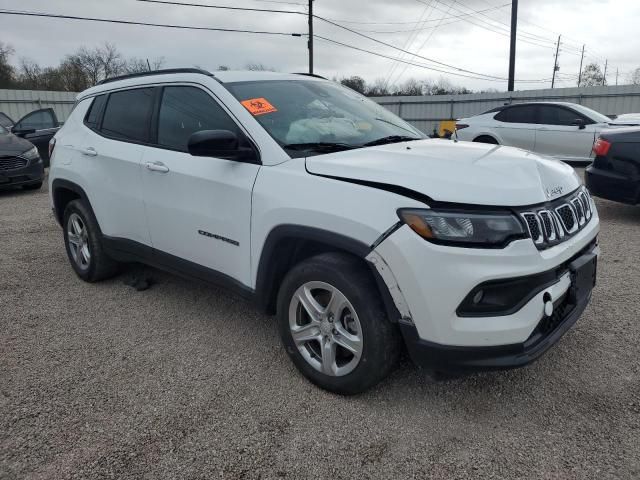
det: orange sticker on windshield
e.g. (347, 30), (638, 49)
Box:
(241, 97), (277, 116)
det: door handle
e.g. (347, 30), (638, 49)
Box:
(145, 161), (170, 173)
(81, 147), (98, 156)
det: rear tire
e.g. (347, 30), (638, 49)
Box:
(63, 199), (119, 282)
(473, 135), (499, 145)
(277, 252), (401, 395)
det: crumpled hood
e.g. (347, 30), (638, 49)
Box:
(0, 133), (35, 156)
(305, 139), (580, 206)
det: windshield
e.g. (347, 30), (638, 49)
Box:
(571, 104), (611, 124)
(226, 79), (425, 156)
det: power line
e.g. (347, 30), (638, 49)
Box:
(384, 0), (435, 88)
(0, 8), (304, 36)
(138, 0), (515, 81)
(315, 35), (553, 84)
(315, 14), (510, 80)
(136, 0), (306, 15)
(391, 0), (453, 86)
(327, 3), (511, 33)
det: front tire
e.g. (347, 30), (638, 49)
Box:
(277, 253), (401, 395)
(63, 200), (119, 282)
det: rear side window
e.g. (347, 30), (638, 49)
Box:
(538, 106), (584, 126)
(101, 88), (154, 143)
(84, 95), (107, 131)
(157, 86), (240, 152)
(494, 105), (538, 124)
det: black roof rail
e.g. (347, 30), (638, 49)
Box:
(96, 68), (214, 86)
(291, 72), (328, 80)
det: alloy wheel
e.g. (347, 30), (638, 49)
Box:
(288, 281), (363, 376)
(67, 212), (91, 270)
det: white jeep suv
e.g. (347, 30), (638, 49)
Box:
(49, 69), (600, 394)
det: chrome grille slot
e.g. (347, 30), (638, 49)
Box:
(522, 212), (543, 244)
(556, 204), (578, 233)
(518, 187), (593, 249)
(571, 198), (586, 226)
(538, 210), (556, 241)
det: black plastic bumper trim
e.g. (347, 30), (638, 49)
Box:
(400, 294), (590, 375)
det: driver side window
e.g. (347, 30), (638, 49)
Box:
(157, 86), (240, 152)
(15, 109), (56, 131)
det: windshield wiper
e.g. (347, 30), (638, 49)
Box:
(282, 142), (358, 153)
(361, 135), (420, 147)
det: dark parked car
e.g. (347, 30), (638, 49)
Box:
(0, 123), (44, 190)
(0, 108), (61, 167)
(585, 127), (640, 205)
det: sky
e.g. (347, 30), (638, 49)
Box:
(1, 0), (639, 92)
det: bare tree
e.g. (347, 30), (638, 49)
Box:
(0, 41), (16, 88)
(629, 67), (640, 85)
(367, 77), (392, 96)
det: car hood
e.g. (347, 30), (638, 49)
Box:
(0, 133), (35, 156)
(305, 139), (581, 206)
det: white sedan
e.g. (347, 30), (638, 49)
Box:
(455, 101), (613, 163)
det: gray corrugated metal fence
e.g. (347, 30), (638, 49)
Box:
(0, 89), (77, 123)
(3, 84), (640, 134)
(373, 84), (640, 134)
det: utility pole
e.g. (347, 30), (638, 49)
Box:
(551, 35), (561, 89)
(577, 44), (585, 87)
(308, 0), (314, 74)
(603, 59), (608, 86)
(616, 68), (619, 86)
(507, 0), (518, 92)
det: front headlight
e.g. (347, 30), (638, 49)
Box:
(398, 208), (526, 247)
(21, 147), (40, 161)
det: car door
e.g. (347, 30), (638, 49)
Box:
(140, 84), (260, 287)
(491, 105), (538, 150)
(533, 105), (597, 161)
(0, 112), (14, 130)
(12, 108), (60, 165)
(81, 88), (154, 247)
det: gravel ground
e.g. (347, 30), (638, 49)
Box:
(1, 173), (639, 479)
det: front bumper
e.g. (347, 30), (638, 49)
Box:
(585, 165), (639, 205)
(373, 205), (599, 349)
(0, 158), (44, 189)
(399, 285), (591, 374)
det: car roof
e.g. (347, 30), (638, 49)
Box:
(77, 69), (324, 100)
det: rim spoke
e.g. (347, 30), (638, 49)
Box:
(80, 244), (91, 265)
(71, 217), (83, 236)
(297, 286), (325, 320)
(326, 289), (348, 318)
(321, 337), (337, 375)
(333, 325), (362, 356)
(68, 232), (81, 246)
(291, 323), (321, 345)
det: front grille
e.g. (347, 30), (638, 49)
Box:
(0, 156), (28, 171)
(519, 187), (594, 250)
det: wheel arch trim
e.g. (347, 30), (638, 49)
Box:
(51, 179), (96, 226)
(254, 224), (406, 323)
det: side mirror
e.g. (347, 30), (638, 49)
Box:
(187, 130), (257, 162)
(572, 118), (586, 130)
